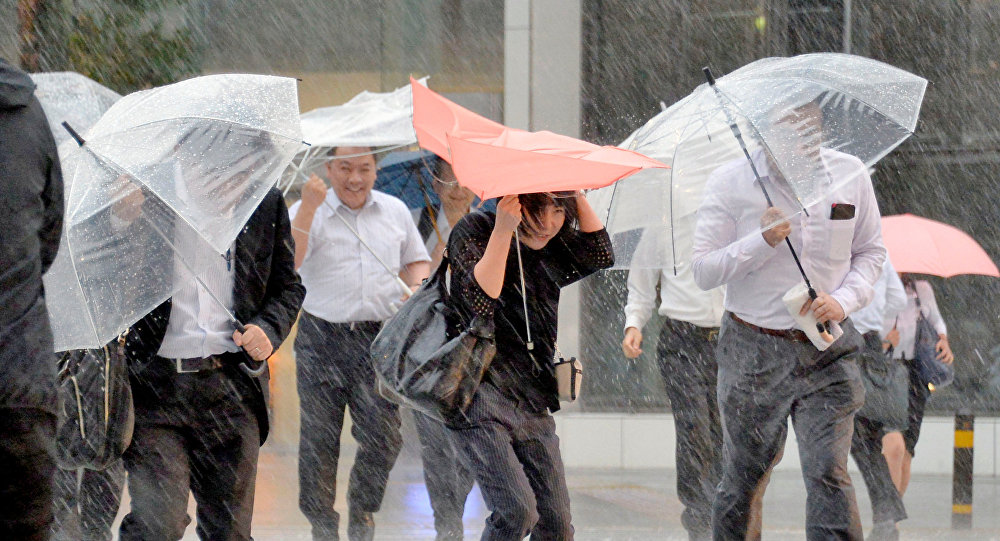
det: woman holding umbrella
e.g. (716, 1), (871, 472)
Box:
(444, 191), (613, 540)
(881, 273), (953, 497)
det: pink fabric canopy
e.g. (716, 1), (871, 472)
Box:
(881, 213), (999, 278)
(411, 77), (667, 200)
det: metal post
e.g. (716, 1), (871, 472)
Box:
(952, 409), (974, 529)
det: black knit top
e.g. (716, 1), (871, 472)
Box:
(446, 210), (614, 413)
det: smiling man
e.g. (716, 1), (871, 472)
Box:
(289, 146), (430, 541)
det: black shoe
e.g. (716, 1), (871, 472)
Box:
(347, 511), (375, 541)
(867, 521), (899, 541)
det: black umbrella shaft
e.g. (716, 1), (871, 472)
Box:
(703, 67), (828, 334)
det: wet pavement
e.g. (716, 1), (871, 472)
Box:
(110, 440), (1000, 540)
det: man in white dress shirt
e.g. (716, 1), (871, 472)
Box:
(692, 103), (886, 540)
(621, 215), (726, 541)
(290, 146), (430, 541)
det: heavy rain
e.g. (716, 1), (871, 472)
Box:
(1, 1), (999, 540)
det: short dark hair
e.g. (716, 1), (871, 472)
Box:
(517, 191), (579, 237)
(327, 146), (376, 160)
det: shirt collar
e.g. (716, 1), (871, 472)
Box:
(326, 189), (377, 216)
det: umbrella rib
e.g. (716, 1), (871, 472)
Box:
(62, 230), (104, 348)
(724, 71), (920, 134)
(90, 115), (303, 146)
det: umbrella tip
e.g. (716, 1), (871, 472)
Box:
(61, 121), (86, 146)
(702, 67), (716, 86)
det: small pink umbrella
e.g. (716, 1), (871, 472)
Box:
(881, 213), (999, 278)
(410, 77), (667, 200)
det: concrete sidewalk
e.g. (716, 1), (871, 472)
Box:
(110, 445), (1000, 540)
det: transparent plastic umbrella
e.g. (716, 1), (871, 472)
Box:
(282, 78), (426, 193)
(588, 53), (927, 271)
(43, 73), (303, 351)
(30, 72), (122, 149)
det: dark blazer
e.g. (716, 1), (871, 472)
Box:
(125, 188), (305, 444)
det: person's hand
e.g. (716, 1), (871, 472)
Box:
(622, 327), (643, 358)
(112, 175), (146, 222)
(233, 324), (273, 361)
(936, 335), (954, 365)
(760, 207), (791, 247)
(300, 174), (328, 212)
(799, 292), (845, 324)
(885, 328), (900, 349)
(495, 194), (522, 235)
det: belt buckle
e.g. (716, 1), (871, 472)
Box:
(176, 358), (200, 374)
(706, 329), (719, 342)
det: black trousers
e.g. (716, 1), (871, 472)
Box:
(51, 459), (127, 541)
(119, 362), (260, 541)
(850, 331), (906, 526)
(295, 312), (402, 540)
(0, 408), (56, 541)
(656, 318), (722, 539)
(415, 410), (475, 540)
(447, 380), (572, 541)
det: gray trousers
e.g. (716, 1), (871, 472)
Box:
(52, 460), (126, 541)
(295, 313), (403, 540)
(415, 410), (475, 540)
(656, 318), (722, 540)
(850, 332), (906, 526)
(447, 381), (572, 541)
(713, 316), (865, 541)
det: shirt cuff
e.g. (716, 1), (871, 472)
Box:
(624, 313), (647, 332)
(829, 290), (858, 319)
(462, 277), (498, 321)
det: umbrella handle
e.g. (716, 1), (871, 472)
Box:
(232, 320), (269, 377)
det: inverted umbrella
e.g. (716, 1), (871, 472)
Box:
(410, 77), (667, 200)
(43, 73), (303, 352)
(589, 53), (927, 271)
(283, 78), (427, 193)
(30, 72), (121, 148)
(881, 214), (999, 278)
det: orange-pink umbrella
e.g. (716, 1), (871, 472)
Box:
(410, 77), (667, 200)
(881, 213), (999, 278)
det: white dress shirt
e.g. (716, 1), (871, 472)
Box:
(624, 216), (725, 330)
(851, 258), (906, 335)
(692, 148), (886, 330)
(884, 280), (947, 359)
(290, 189), (429, 323)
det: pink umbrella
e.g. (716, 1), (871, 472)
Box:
(881, 213), (999, 278)
(410, 77), (667, 200)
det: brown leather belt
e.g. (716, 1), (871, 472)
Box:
(728, 312), (810, 343)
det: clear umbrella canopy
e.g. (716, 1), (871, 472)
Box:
(282, 78), (427, 193)
(43, 74), (303, 351)
(30, 71), (121, 149)
(589, 53), (927, 270)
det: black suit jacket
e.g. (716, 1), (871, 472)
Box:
(125, 188), (305, 444)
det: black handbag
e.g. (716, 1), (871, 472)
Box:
(857, 342), (909, 430)
(912, 292), (954, 389)
(55, 333), (134, 470)
(371, 254), (496, 424)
